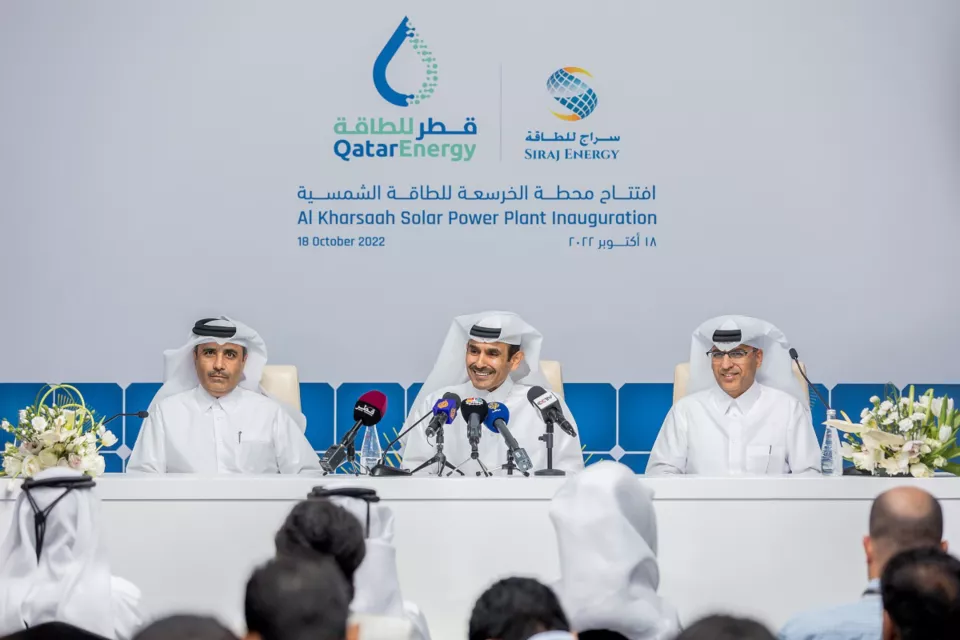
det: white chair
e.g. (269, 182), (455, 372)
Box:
(260, 364), (302, 411)
(672, 360), (810, 406)
(540, 360), (564, 399)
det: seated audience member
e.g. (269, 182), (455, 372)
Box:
(128, 316), (320, 474)
(0, 470), (141, 639)
(647, 315), (820, 476)
(780, 486), (946, 640)
(549, 461), (680, 640)
(469, 577), (574, 640)
(881, 547), (960, 640)
(132, 615), (238, 640)
(0, 622), (109, 640)
(676, 616), (775, 640)
(245, 555), (356, 640)
(289, 487), (431, 640)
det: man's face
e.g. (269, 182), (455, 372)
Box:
(194, 342), (247, 397)
(709, 344), (763, 399)
(465, 340), (523, 392)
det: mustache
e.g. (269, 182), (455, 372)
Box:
(470, 366), (496, 374)
(208, 371), (230, 378)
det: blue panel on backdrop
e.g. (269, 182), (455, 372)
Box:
(564, 383), (616, 452)
(618, 383), (673, 452)
(619, 453), (651, 473)
(406, 383), (424, 415)
(301, 383), (335, 452)
(123, 383), (162, 469)
(0, 384), (47, 448)
(902, 384), (960, 402)
(583, 452), (614, 467)
(831, 384), (888, 424)
(336, 383), (406, 454)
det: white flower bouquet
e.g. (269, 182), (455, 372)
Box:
(825, 385), (960, 478)
(1, 384), (118, 478)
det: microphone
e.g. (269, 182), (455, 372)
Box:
(101, 411), (149, 426)
(425, 392), (462, 438)
(483, 402), (532, 473)
(321, 390), (387, 473)
(789, 348), (830, 410)
(527, 386), (577, 437)
(460, 397), (488, 448)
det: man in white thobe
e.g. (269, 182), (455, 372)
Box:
(646, 315), (821, 476)
(550, 461), (680, 640)
(400, 311), (583, 476)
(127, 317), (321, 474)
(0, 469), (142, 639)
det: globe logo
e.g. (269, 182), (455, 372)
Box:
(546, 67), (598, 121)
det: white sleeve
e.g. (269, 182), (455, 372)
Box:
(645, 406), (687, 475)
(110, 576), (143, 640)
(126, 405), (166, 473)
(553, 396), (585, 472)
(787, 403), (822, 475)
(274, 408), (324, 475)
(400, 396), (437, 472)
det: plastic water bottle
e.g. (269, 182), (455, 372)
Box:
(821, 409), (842, 476)
(359, 425), (382, 475)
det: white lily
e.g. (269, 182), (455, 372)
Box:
(910, 463), (933, 478)
(863, 430), (906, 447)
(939, 425), (953, 443)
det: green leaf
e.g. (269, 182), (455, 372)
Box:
(942, 462), (960, 476)
(940, 393), (950, 426)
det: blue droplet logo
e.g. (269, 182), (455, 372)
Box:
(373, 17), (439, 107)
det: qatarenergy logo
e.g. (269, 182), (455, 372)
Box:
(331, 16), (477, 162)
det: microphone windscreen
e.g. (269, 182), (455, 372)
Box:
(354, 390), (388, 426)
(432, 394), (461, 424)
(483, 402), (510, 432)
(460, 397), (489, 423)
(789, 348), (799, 360)
(137, 411), (149, 419)
(527, 386), (547, 402)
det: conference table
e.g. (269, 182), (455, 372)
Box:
(3, 475), (960, 639)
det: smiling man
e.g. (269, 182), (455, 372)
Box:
(400, 312), (583, 475)
(646, 315), (821, 476)
(127, 317), (322, 474)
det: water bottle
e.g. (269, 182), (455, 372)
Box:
(359, 425), (382, 475)
(821, 409), (842, 476)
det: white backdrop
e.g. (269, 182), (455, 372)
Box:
(1, 0), (959, 389)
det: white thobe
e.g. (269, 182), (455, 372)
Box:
(401, 378), (584, 475)
(127, 385), (322, 474)
(645, 382), (821, 476)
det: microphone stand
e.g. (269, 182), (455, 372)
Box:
(370, 412), (433, 477)
(501, 449), (529, 477)
(449, 446), (492, 477)
(411, 424), (463, 476)
(322, 422), (364, 476)
(534, 419), (565, 477)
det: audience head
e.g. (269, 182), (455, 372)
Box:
(866, 487), (945, 578)
(274, 499), (366, 597)
(469, 577), (571, 640)
(674, 615), (776, 640)
(245, 555), (355, 640)
(881, 547), (960, 640)
(133, 615), (238, 640)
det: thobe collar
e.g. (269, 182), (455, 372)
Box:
(193, 385), (242, 414)
(863, 577), (881, 597)
(463, 376), (515, 404)
(711, 380), (762, 416)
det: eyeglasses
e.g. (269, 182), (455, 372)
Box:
(707, 348), (757, 362)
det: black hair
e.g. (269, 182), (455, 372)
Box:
(133, 615), (238, 640)
(274, 499), (366, 598)
(468, 577), (570, 640)
(881, 547), (960, 640)
(675, 615), (775, 640)
(245, 555), (350, 640)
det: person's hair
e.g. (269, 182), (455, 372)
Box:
(3, 621), (114, 640)
(580, 631), (629, 640)
(245, 555), (350, 640)
(869, 489), (943, 559)
(274, 499), (365, 597)
(881, 547), (960, 640)
(674, 615), (775, 640)
(133, 615), (238, 640)
(508, 344), (521, 360)
(468, 577), (569, 640)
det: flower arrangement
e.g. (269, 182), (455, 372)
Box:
(825, 385), (959, 477)
(1, 384), (118, 478)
